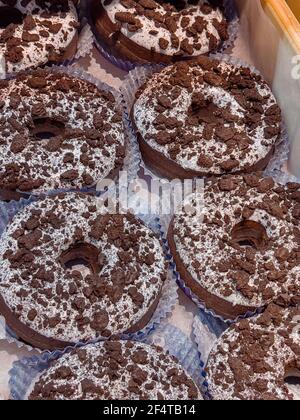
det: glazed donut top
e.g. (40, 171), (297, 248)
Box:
(0, 0), (79, 75)
(207, 304), (300, 400)
(101, 0), (228, 56)
(28, 341), (201, 400)
(133, 58), (282, 175)
(0, 69), (125, 194)
(0, 194), (166, 344)
(172, 174), (300, 310)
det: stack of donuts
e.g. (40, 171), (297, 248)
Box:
(0, 0), (298, 401)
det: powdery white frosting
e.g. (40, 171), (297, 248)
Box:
(0, 70), (125, 193)
(171, 175), (300, 309)
(206, 305), (300, 400)
(28, 341), (202, 400)
(0, 52), (5, 79)
(0, 194), (166, 343)
(0, 0), (78, 75)
(101, 0), (226, 56)
(133, 59), (281, 175)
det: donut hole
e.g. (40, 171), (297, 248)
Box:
(60, 243), (102, 276)
(31, 118), (66, 141)
(0, 7), (24, 29)
(231, 220), (268, 250)
(284, 367), (300, 400)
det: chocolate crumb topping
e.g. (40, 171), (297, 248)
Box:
(171, 173), (300, 311)
(28, 341), (202, 400)
(207, 305), (300, 400)
(0, 0), (79, 75)
(0, 194), (167, 344)
(101, 0), (228, 57)
(133, 57), (281, 176)
(0, 69), (125, 194)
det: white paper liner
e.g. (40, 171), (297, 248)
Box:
(0, 3), (93, 80)
(86, 0), (239, 72)
(192, 310), (226, 399)
(9, 323), (206, 400)
(75, 1), (94, 60)
(264, 128), (300, 185)
(121, 53), (295, 323)
(0, 53), (5, 80)
(147, 322), (208, 396)
(2, 64), (138, 200)
(0, 195), (178, 352)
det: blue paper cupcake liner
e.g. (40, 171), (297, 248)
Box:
(9, 322), (206, 400)
(85, 0), (239, 72)
(193, 309), (227, 367)
(0, 196), (178, 352)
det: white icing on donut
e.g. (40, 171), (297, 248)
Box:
(0, 194), (166, 343)
(207, 305), (300, 400)
(0, 52), (5, 79)
(101, 0), (226, 56)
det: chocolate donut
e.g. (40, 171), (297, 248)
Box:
(131, 58), (282, 179)
(91, 0), (229, 64)
(28, 341), (202, 400)
(0, 69), (125, 199)
(168, 174), (300, 319)
(0, 193), (167, 350)
(0, 0), (79, 76)
(206, 304), (300, 400)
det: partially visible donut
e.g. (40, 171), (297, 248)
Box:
(0, 0), (79, 76)
(28, 341), (202, 400)
(0, 193), (167, 350)
(168, 174), (300, 319)
(91, 0), (229, 64)
(206, 304), (300, 400)
(131, 58), (282, 179)
(0, 69), (125, 198)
